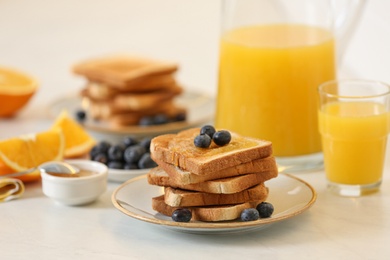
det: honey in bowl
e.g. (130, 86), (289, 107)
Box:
(47, 170), (97, 178)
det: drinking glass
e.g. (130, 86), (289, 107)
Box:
(318, 79), (390, 196)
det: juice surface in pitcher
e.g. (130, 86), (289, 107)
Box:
(216, 24), (336, 156)
(319, 102), (389, 185)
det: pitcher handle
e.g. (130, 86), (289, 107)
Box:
(332, 0), (367, 63)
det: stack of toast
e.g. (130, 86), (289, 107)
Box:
(73, 55), (186, 127)
(147, 128), (278, 222)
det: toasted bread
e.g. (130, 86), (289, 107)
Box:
(73, 55), (178, 89)
(150, 128), (273, 175)
(113, 85), (182, 111)
(147, 166), (277, 193)
(81, 79), (181, 102)
(152, 195), (262, 222)
(109, 105), (186, 127)
(85, 98), (178, 119)
(153, 156), (278, 185)
(164, 183), (268, 207)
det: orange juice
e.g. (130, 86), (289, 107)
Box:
(216, 24), (336, 156)
(319, 102), (390, 185)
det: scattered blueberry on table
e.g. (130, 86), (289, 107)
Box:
(172, 208), (192, 222)
(240, 208), (260, 222)
(256, 202), (274, 218)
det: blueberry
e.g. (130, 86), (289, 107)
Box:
(94, 141), (111, 152)
(172, 208), (192, 222)
(240, 208), (260, 222)
(139, 137), (152, 152)
(256, 202), (274, 218)
(107, 161), (124, 169)
(213, 130), (231, 146)
(194, 134), (211, 148)
(107, 145), (125, 161)
(200, 125), (216, 139)
(124, 163), (139, 170)
(123, 136), (138, 148)
(174, 112), (186, 122)
(75, 109), (86, 123)
(124, 145), (146, 163)
(138, 153), (157, 169)
(154, 114), (169, 125)
(92, 153), (109, 164)
(139, 116), (154, 126)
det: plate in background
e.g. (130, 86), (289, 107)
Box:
(49, 91), (214, 141)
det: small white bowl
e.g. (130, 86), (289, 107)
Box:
(41, 159), (108, 206)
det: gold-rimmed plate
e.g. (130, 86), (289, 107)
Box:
(111, 173), (317, 234)
(49, 91), (214, 141)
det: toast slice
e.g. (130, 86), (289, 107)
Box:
(152, 195), (262, 222)
(153, 156), (278, 185)
(83, 74), (177, 96)
(150, 128), (273, 175)
(112, 85), (182, 111)
(163, 183), (268, 207)
(73, 55), (178, 89)
(147, 166), (277, 194)
(109, 105), (186, 127)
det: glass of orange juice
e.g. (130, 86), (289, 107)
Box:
(318, 79), (390, 196)
(215, 0), (365, 172)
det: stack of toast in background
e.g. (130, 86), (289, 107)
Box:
(147, 128), (278, 222)
(73, 55), (186, 128)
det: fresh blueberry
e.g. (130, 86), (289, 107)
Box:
(213, 130), (231, 146)
(139, 137), (152, 152)
(138, 153), (157, 169)
(75, 109), (86, 123)
(123, 136), (138, 148)
(107, 161), (124, 169)
(200, 125), (216, 139)
(240, 208), (260, 222)
(256, 202), (274, 218)
(90, 141), (111, 158)
(173, 112), (186, 122)
(92, 153), (109, 164)
(154, 114), (169, 125)
(194, 134), (211, 148)
(107, 145), (125, 161)
(124, 145), (146, 163)
(139, 116), (154, 126)
(172, 208), (192, 222)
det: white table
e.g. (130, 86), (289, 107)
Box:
(2, 1), (390, 259)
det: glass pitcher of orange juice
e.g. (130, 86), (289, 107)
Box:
(215, 0), (366, 171)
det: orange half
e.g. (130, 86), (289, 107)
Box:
(0, 67), (38, 117)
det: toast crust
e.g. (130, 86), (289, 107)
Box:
(151, 128), (273, 175)
(152, 195), (263, 222)
(164, 183), (268, 207)
(153, 156), (278, 185)
(73, 55), (178, 89)
(147, 166), (277, 193)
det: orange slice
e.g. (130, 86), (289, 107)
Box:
(0, 128), (65, 182)
(51, 110), (96, 158)
(0, 67), (38, 117)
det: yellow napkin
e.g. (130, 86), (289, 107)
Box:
(0, 178), (25, 202)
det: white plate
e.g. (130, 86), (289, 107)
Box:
(111, 173), (317, 234)
(108, 168), (150, 183)
(49, 91), (214, 142)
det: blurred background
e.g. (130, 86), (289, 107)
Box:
(0, 0), (389, 126)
